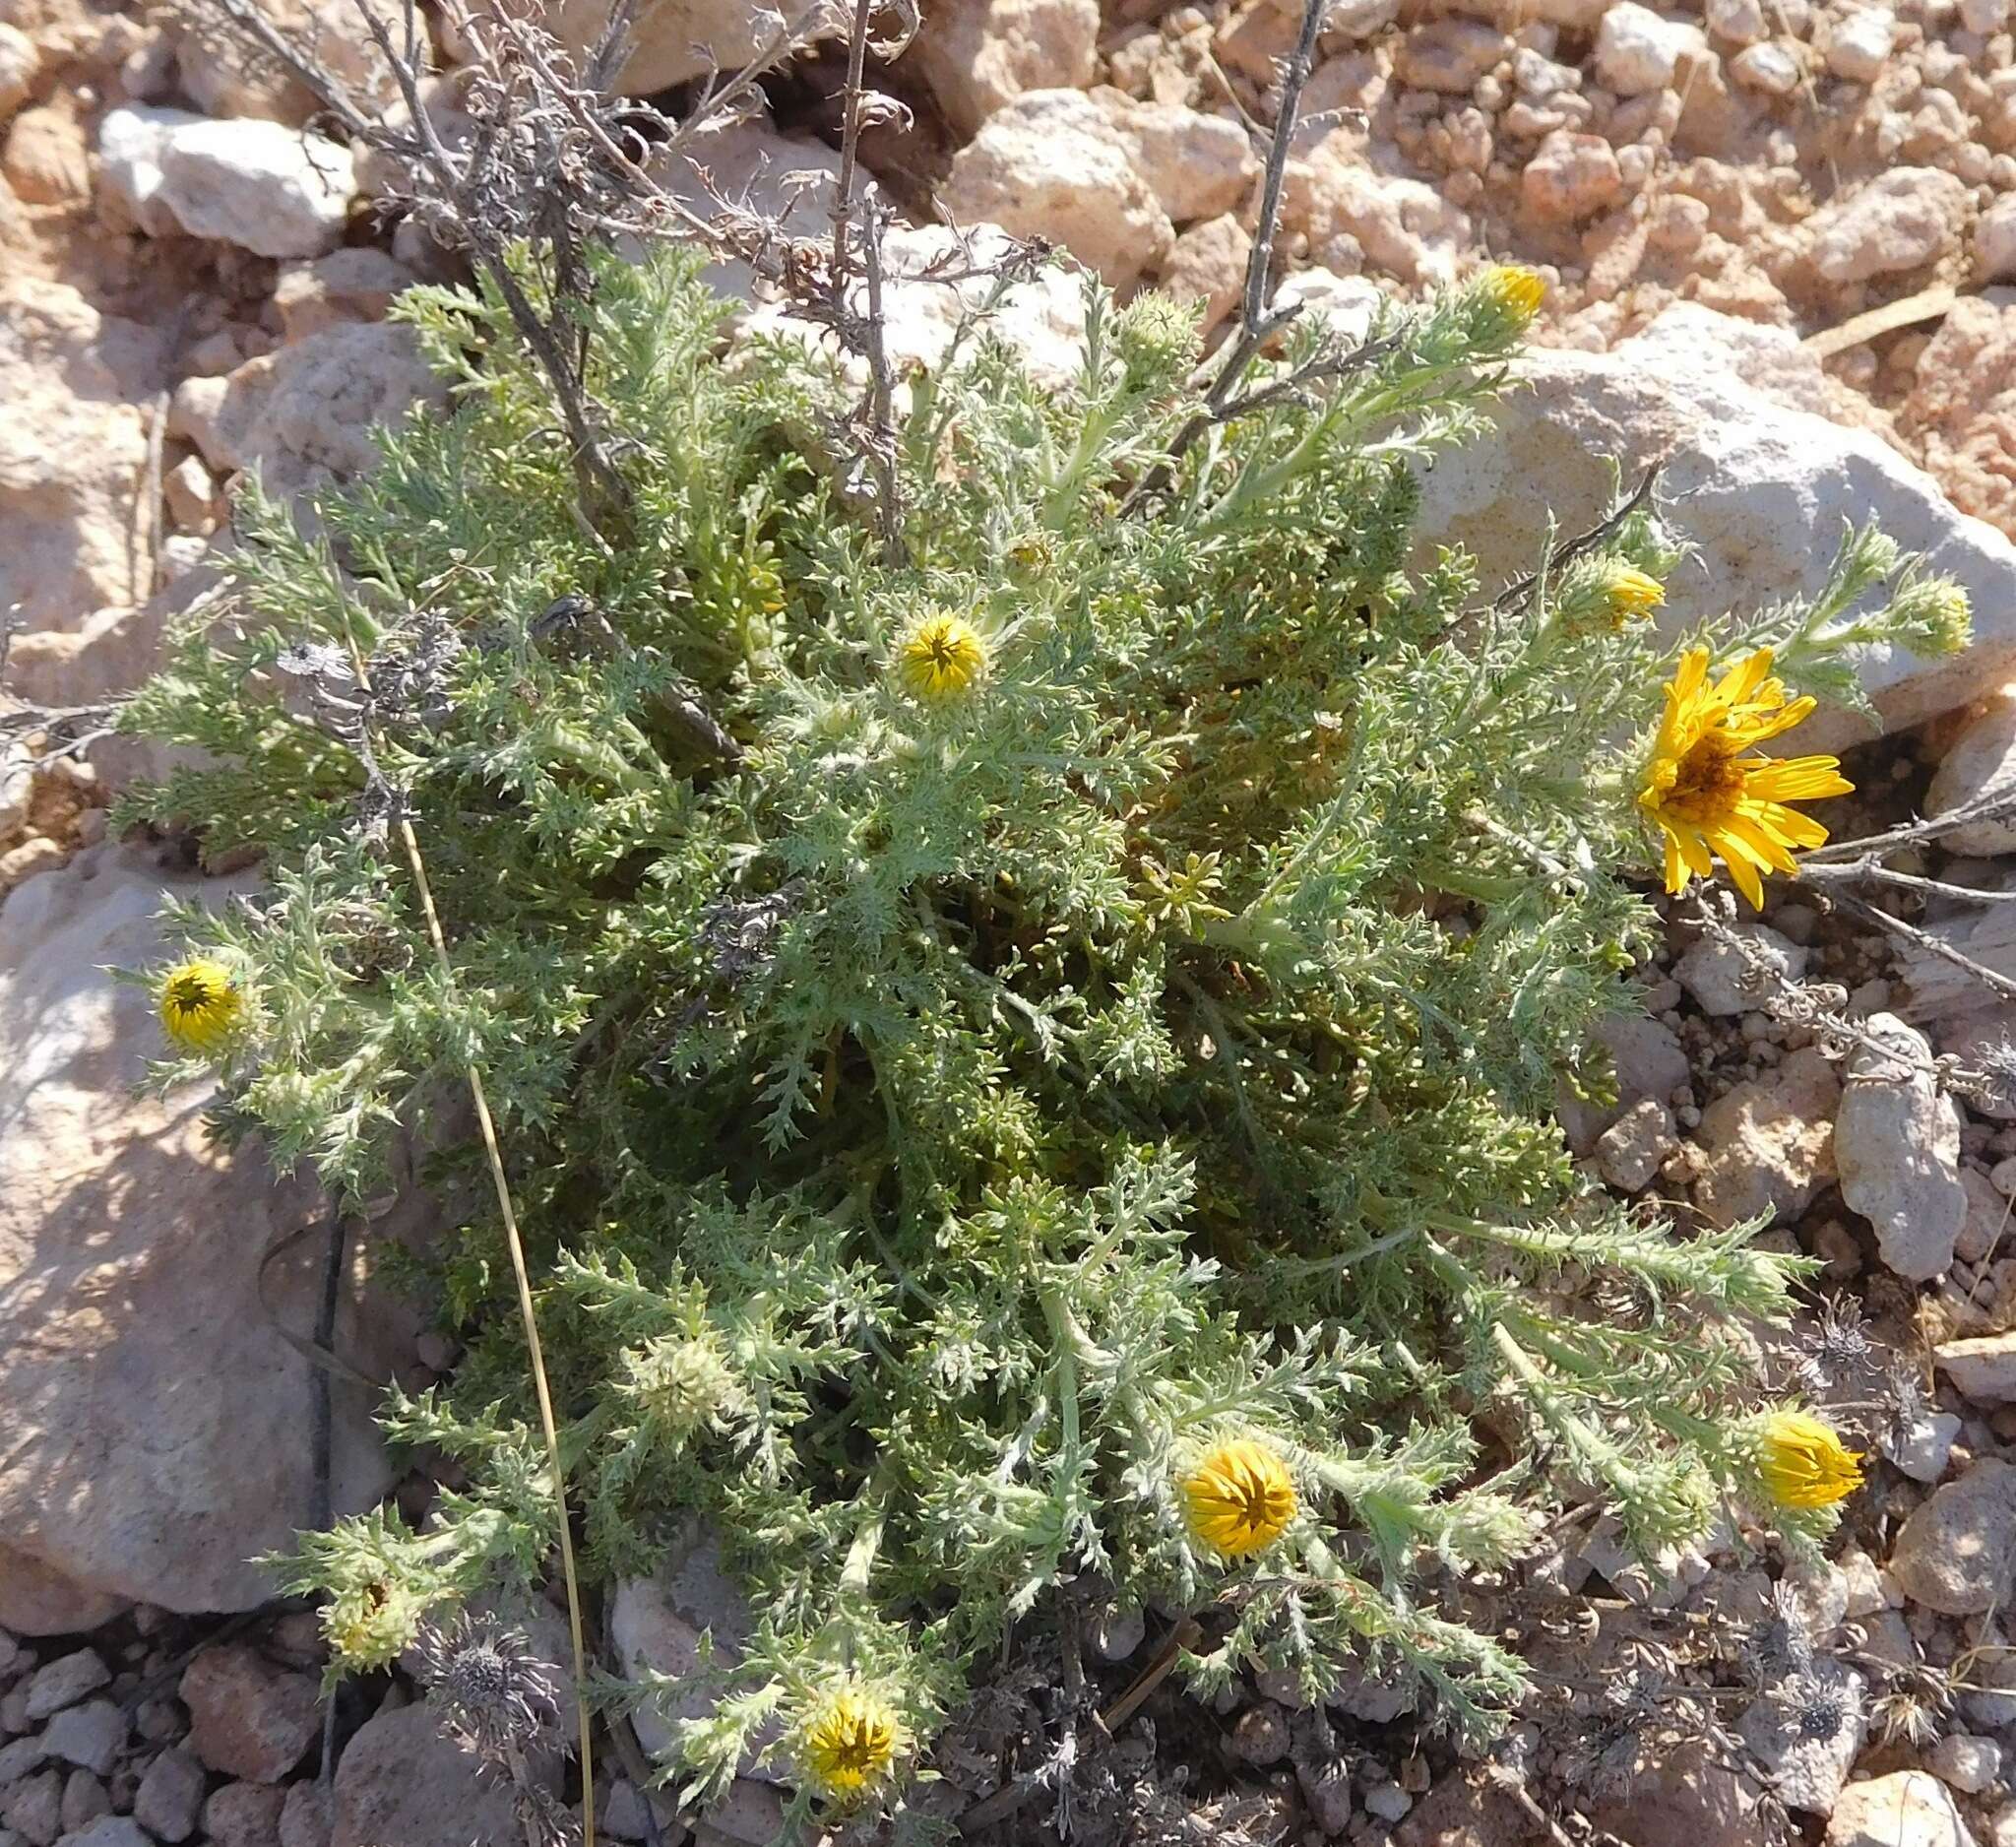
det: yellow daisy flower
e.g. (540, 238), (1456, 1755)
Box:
(801, 1684), (905, 1804)
(894, 613), (988, 703)
(1181, 1436), (1297, 1560)
(1638, 648), (1853, 911)
(1480, 263), (1546, 330)
(1756, 1410), (1863, 1509)
(158, 957), (245, 1052)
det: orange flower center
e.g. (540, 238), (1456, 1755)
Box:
(1656, 737), (1747, 824)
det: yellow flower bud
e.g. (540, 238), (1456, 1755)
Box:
(800, 1684), (905, 1804)
(158, 957), (245, 1053)
(1756, 1410), (1862, 1509)
(893, 613), (988, 703)
(1478, 264), (1546, 331)
(1180, 1436), (1297, 1560)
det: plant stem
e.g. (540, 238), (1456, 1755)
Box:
(396, 813), (598, 1847)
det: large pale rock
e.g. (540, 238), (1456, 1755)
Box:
(939, 89), (1174, 287)
(154, 118), (355, 258)
(1899, 294), (2016, 541)
(96, 104), (197, 236)
(1283, 153), (1473, 285)
(536, 0), (839, 96)
(1834, 1013), (1966, 1281)
(1826, 1771), (1978, 1847)
(736, 223), (1091, 392)
(1925, 690), (2016, 854)
(0, 846), (419, 1614)
(1886, 1460), (2016, 1616)
(1595, 3), (1709, 93)
(170, 0), (409, 124)
(331, 1704), (526, 1847)
(1414, 303), (2016, 750)
(170, 320), (446, 509)
(1089, 92), (1259, 225)
(1692, 1047), (1840, 1228)
(611, 1520), (760, 1765)
(913, 0), (1100, 138)
(1736, 1660), (1863, 1815)
(1937, 1332), (2016, 1403)
(1807, 168), (1970, 285)
(101, 106), (356, 256)
(0, 278), (165, 630)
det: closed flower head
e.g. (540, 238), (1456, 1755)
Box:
(1602, 564), (1665, 624)
(158, 957), (244, 1052)
(801, 1684), (904, 1804)
(1638, 648), (1852, 910)
(1479, 264), (1546, 331)
(894, 613), (987, 703)
(1557, 559), (1667, 635)
(323, 1575), (424, 1671)
(1757, 1410), (1862, 1509)
(1181, 1436), (1297, 1560)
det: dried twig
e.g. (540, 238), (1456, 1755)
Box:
(1494, 465), (1662, 614)
(1123, 0), (1333, 511)
(136, 390), (171, 602)
(1804, 783), (2016, 863)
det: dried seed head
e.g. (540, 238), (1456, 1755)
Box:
(1741, 1581), (1814, 1685)
(1776, 1670), (1853, 1745)
(1798, 1296), (1876, 1392)
(412, 1612), (563, 1764)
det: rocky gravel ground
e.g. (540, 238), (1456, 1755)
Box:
(10, 0), (2016, 1843)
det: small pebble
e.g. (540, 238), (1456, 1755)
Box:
(1229, 1701), (1291, 1765)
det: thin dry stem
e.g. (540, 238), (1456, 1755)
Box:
(334, 620), (597, 1847)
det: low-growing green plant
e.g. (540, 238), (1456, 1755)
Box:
(122, 245), (1965, 1832)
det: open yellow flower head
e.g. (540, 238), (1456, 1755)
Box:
(894, 612), (988, 703)
(158, 957), (245, 1053)
(1479, 263), (1546, 331)
(1181, 1436), (1297, 1560)
(1756, 1410), (1863, 1509)
(800, 1684), (906, 1805)
(1638, 648), (1853, 911)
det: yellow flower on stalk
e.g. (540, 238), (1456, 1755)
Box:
(1181, 1437), (1297, 1560)
(1479, 263), (1546, 331)
(158, 957), (244, 1053)
(801, 1685), (905, 1804)
(1602, 564), (1666, 625)
(1638, 648), (1854, 911)
(1756, 1410), (1863, 1509)
(893, 613), (988, 703)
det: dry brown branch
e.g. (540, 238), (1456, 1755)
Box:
(1122, 0), (1337, 513)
